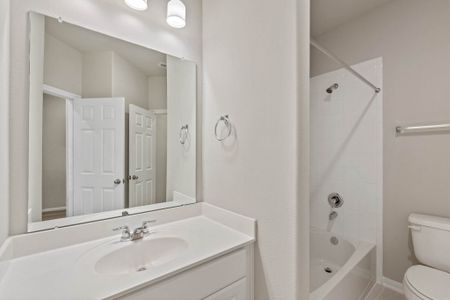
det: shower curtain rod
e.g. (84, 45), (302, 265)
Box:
(310, 38), (381, 94)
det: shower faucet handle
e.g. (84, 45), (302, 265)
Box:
(328, 193), (344, 208)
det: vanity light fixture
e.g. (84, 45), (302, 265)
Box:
(167, 0), (186, 28)
(125, 0), (148, 11)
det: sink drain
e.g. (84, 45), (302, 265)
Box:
(324, 267), (333, 274)
(137, 266), (147, 272)
(330, 236), (339, 245)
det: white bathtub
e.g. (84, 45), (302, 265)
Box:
(310, 228), (376, 300)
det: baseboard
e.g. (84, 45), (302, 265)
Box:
(42, 206), (66, 213)
(364, 283), (382, 300)
(360, 278), (377, 300)
(382, 276), (404, 295)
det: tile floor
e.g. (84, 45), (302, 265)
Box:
(366, 284), (405, 300)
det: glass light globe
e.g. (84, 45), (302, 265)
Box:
(125, 0), (148, 11)
(167, 0), (186, 28)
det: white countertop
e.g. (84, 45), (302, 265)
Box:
(0, 211), (255, 300)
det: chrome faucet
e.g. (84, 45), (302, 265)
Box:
(113, 225), (132, 241)
(113, 220), (156, 242)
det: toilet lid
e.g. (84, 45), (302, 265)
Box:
(405, 265), (450, 300)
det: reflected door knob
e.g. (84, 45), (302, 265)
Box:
(114, 179), (122, 184)
(132, 175), (139, 180)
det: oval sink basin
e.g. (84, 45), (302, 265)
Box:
(95, 237), (188, 275)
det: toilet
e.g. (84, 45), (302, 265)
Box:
(404, 213), (450, 300)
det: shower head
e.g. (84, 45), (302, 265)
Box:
(326, 83), (339, 94)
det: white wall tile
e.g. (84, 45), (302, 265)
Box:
(311, 58), (382, 244)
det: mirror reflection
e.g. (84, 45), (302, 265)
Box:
(28, 13), (196, 229)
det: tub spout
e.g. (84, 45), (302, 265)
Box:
(329, 211), (338, 221)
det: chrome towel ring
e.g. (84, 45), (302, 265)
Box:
(214, 115), (232, 141)
(179, 125), (189, 145)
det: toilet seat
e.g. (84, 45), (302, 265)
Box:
(404, 275), (431, 300)
(404, 265), (450, 300)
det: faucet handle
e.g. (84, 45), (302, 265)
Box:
(113, 225), (131, 241)
(142, 220), (157, 234)
(113, 225), (130, 231)
(142, 220), (157, 228)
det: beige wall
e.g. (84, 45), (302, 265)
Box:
(44, 33), (82, 95)
(0, 0), (10, 245)
(82, 50), (149, 106)
(166, 56), (196, 201)
(311, 0), (450, 282)
(148, 76), (167, 110)
(154, 114), (167, 203)
(42, 95), (66, 210)
(203, 0), (309, 298)
(82, 51), (113, 98)
(148, 76), (168, 203)
(112, 52), (149, 112)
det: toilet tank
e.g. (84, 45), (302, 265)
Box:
(409, 213), (450, 272)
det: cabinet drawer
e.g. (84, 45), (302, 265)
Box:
(117, 248), (249, 300)
(203, 278), (248, 300)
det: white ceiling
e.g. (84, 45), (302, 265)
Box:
(45, 16), (167, 77)
(46, 0), (395, 71)
(311, 0), (394, 36)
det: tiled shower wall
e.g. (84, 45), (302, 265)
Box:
(311, 58), (382, 243)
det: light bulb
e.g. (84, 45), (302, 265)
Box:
(125, 0), (148, 11)
(167, 0), (186, 29)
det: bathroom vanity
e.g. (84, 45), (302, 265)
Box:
(0, 203), (255, 299)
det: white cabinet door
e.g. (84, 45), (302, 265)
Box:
(203, 278), (248, 300)
(129, 104), (156, 207)
(118, 249), (250, 300)
(72, 98), (125, 216)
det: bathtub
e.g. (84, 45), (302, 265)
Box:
(310, 228), (376, 300)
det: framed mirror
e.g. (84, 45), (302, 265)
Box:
(27, 12), (197, 232)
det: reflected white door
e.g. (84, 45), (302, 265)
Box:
(129, 104), (156, 207)
(72, 98), (125, 216)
